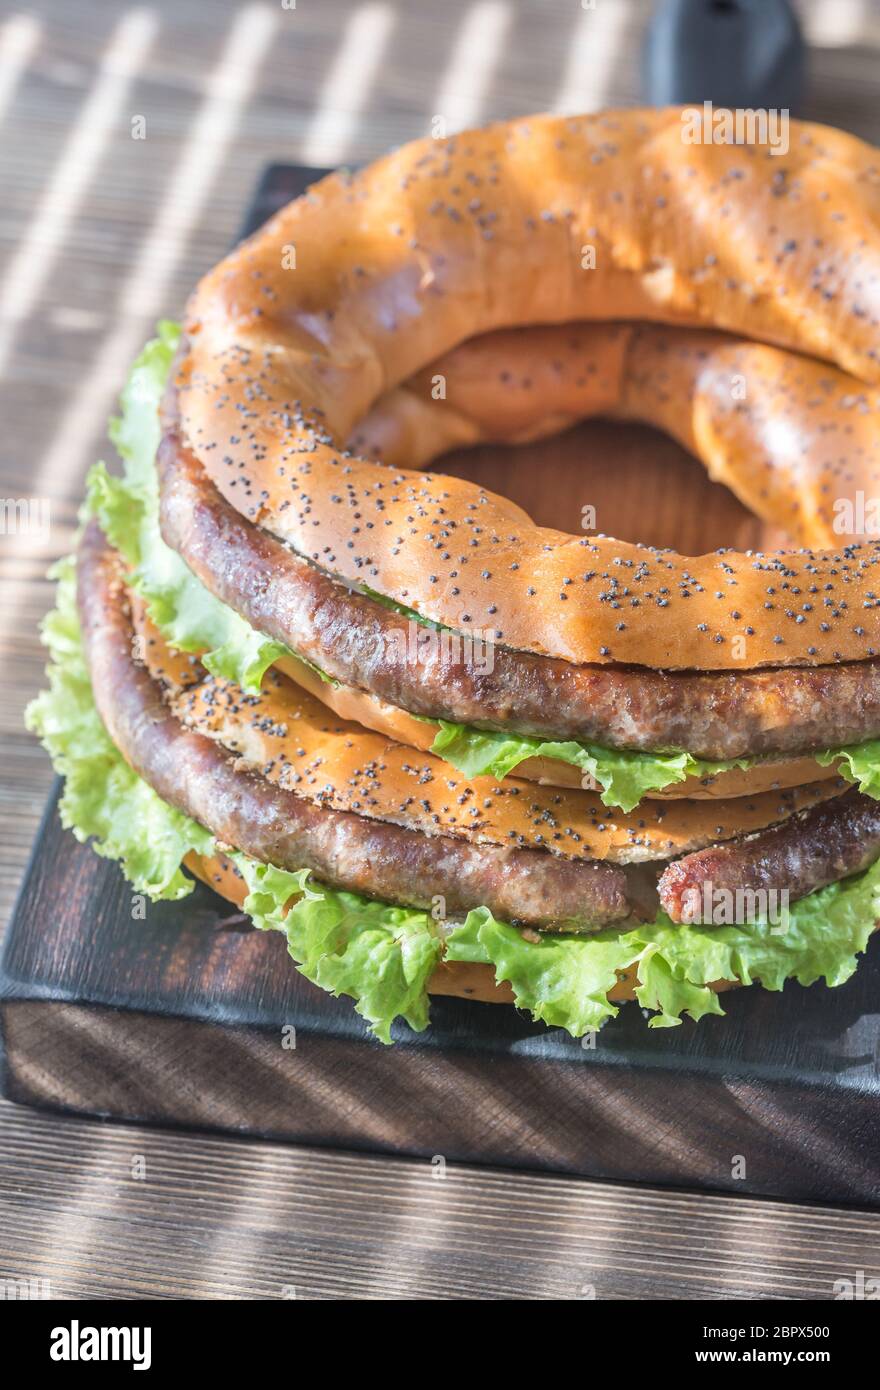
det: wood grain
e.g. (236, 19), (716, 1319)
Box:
(2, 1103), (879, 1301)
(3, 0), (880, 1300)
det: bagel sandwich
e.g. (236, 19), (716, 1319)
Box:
(27, 109), (880, 1039)
(84, 320), (880, 814)
(151, 108), (880, 812)
(27, 335), (880, 1041)
(27, 507), (879, 1040)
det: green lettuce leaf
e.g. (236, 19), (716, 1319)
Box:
(26, 551), (443, 1042)
(626, 871), (880, 1025)
(816, 742), (880, 800)
(430, 723), (880, 814)
(234, 858), (442, 1043)
(446, 906), (643, 1034)
(25, 554), (213, 898)
(447, 863), (880, 1036)
(430, 721), (749, 813)
(85, 321), (293, 693)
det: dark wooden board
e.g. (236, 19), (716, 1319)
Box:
(4, 784), (880, 1205)
(3, 165), (880, 1208)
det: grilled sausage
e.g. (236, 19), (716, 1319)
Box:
(77, 520), (630, 931)
(658, 788), (880, 924)
(158, 426), (880, 761)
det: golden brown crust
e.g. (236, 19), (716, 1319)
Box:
(177, 109), (880, 671)
(352, 322), (880, 551)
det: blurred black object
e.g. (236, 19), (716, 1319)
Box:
(644, 0), (805, 112)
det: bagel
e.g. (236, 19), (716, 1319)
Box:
(350, 322), (880, 551)
(175, 109), (880, 674)
(153, 109), (880, 808)
(26, 108), (880, 1040)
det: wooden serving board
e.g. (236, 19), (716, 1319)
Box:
(2, 166), (879, 1207)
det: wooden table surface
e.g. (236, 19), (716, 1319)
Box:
(3, 0), (880, 1301)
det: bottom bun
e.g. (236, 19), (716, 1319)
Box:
(184, 852), (736, 1010)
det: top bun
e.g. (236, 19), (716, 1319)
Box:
(177, 110), (880, 670)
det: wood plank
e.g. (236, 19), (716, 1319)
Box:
(2, 1103), (879, 1301)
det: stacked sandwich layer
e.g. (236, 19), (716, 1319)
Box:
(28, 110), (880, 1040)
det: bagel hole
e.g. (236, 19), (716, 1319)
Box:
(436, 418), (793, 554)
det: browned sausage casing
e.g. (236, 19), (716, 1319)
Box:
(658, 788), (880, 924)
(76, 521), (630, 932)
(157, 427), (880, 762)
